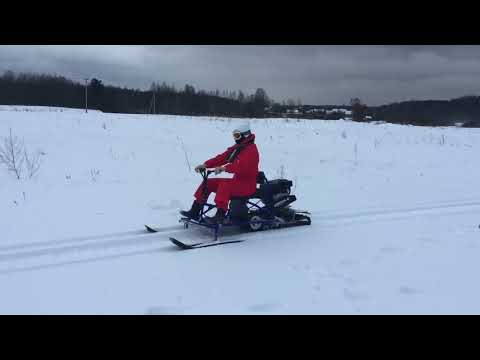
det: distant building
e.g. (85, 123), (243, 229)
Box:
(326, 108), (351, 115)
(286, 109), (301, 114)
(306, 108), (324, 114)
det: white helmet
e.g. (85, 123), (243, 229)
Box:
(233, 121), (251, 135)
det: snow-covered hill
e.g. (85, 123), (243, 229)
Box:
(1, 105), (480, 314)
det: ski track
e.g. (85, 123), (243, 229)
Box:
(0, 247), (167, 276)
(0, 224), (185, 253)
(0, 233), (170, 263)
(0, 225), (311, 275)
(1, 197), (479, 276)
(4, 196), (479, 254)
(311, 198), (480, 221)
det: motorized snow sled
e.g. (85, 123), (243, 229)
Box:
(178, 169), (311, 241)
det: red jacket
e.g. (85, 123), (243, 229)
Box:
(204, 134), (259, 195)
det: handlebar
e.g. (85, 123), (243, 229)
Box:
(200, 168), (215, 177)
(199, 168), (214, 201)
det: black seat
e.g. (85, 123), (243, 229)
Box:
(257, 171), (267, 185)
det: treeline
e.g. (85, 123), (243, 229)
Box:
(0, 71), (272, 118)
(3, 70), (479, 128)
(373, 96), (480, 127)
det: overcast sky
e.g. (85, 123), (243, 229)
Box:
(1, 45), (480, 106)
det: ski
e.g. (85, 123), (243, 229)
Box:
(145, 225), (159, 233)
(169, 237), (244, 250)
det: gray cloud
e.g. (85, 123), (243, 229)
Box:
(1, 45), (480, 106)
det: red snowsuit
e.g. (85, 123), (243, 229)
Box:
(194, 134), (259, 211)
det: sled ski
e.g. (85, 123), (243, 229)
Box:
(169, 237), (244, 250)
(145, 225), (158, 233)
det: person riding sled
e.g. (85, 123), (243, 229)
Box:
(180, 121), (260, 225)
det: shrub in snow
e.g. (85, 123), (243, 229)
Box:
(0, 129), (24, 180)
(177, 136), (192, 172)
(24, 148), (41, 179)
(0, 129), (43, 180)
(277, 165), (287, 179)
(90, 169), (101, 182)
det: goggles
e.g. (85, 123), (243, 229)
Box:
(232, 131), (242, 140)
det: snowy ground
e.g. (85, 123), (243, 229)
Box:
(1, 106), (480, 314)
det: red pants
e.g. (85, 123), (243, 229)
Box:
(194, 178), (255, 211)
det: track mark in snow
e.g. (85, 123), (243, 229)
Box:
(467, 241), (478, 249)
(327, 272), (356, 285)
(0, 247), (164, 276)
(148, 199), (183, 211)
(379, 247), (405, 254)
(418, 236), (438, 244)
(312, 199), (480, 223)
(0, 235), (164, 263)
(0, 225), (184, 254)
(0, 223), (314, 275)
(247, 303), (282, 313)
(0, 230), (144, 253)
(399, 286), (423, 295)
(145, 305), (187, 315)
(343, 288), (370, 302)
(339, 259), (356, 267)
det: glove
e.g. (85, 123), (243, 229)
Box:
(214, 166), (225, 175)
(195, 164), (206, 173)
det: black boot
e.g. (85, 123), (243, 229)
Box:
(180, 200), (203, 220)
(206, 208), (226, 226)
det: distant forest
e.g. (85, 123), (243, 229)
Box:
(1, 70), (479, 127)
(372, 96), (480, 128)
(0, 71), (272, 118)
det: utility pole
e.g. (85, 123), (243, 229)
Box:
(153, 90), (156, 114)
(84, 78), (89, 113)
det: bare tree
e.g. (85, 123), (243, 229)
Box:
(177, 136), (192, 172)
(287, 98), (296, 107)
(350, 97), (368, 122)
(24, 148), (42, 179)
(0, 128), (24, 180)
(0, 128), (42, 180)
